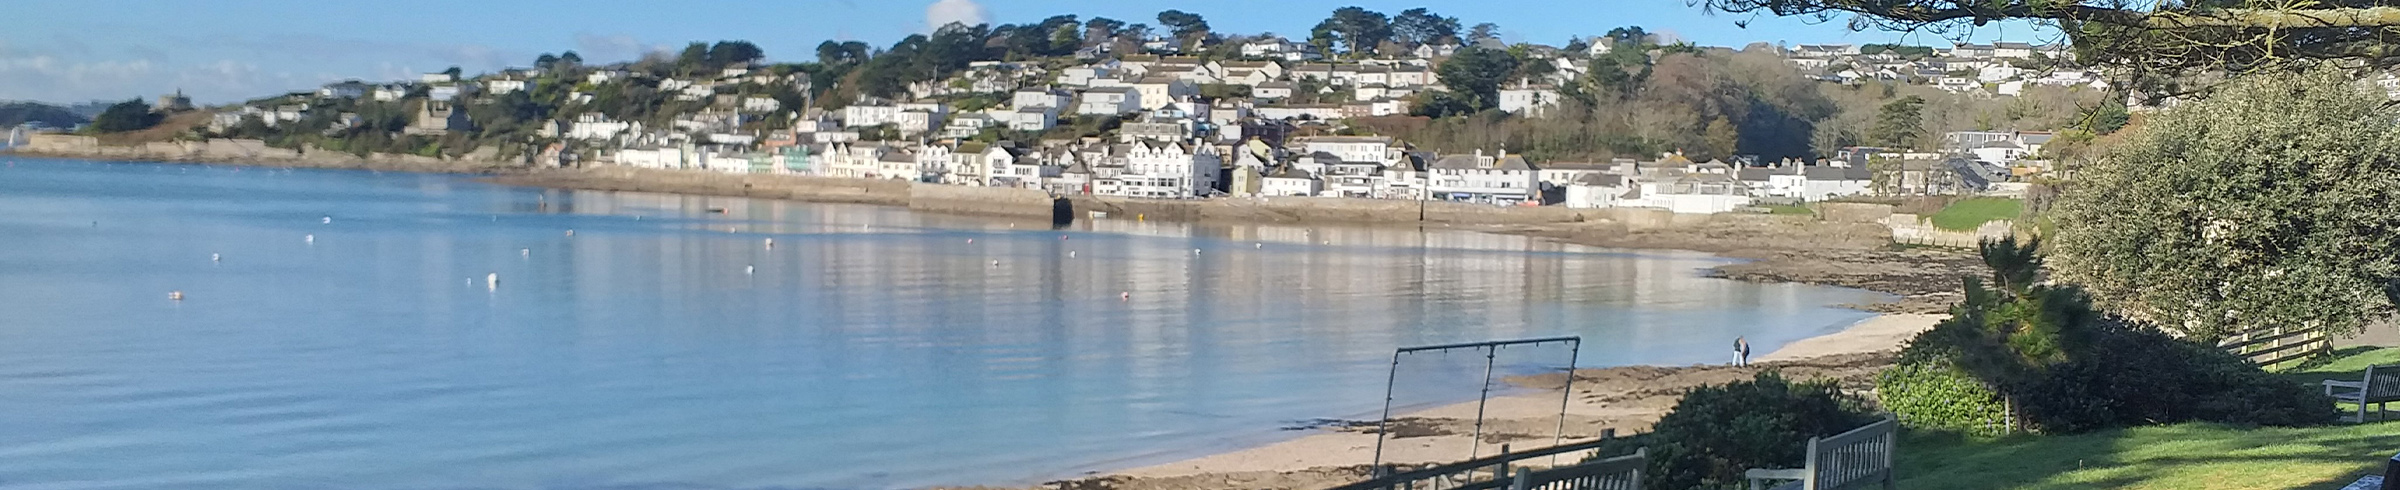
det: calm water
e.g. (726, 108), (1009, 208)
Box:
(0, 157), (1885, 490)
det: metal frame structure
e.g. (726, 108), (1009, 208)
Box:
(1370, 336), (1582, 472)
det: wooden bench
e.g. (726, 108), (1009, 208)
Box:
(2324, 363), (2400, 424)
(1744, 414), (1898, 490)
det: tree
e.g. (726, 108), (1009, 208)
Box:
(1311, 7), (1393, 57)
(707, 41), (766, 68)
(441, 66), (464, 78)
(89, 98), (162, 133)
(535, 53), (560, 70)
(1467, 23), (1501, 44)
(1702, 116), (1740, 160)
(1157, 10), (1211, 49)
(1867, 95), (1924, 148)
(817, 41), (870, 65)
(1604, 26), (1651, 46)
(1699, 0), (2400, 89)
(1391, 8), (1461, 46)
(2050, 65), (2400, 341)
(1084, 17), (1126, 47)
(559, 51), (583, 66)
(1435, 47), (1519, 111)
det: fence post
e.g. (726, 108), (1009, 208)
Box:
(1509, 468), (1531, 490)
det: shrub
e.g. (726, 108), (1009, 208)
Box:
(1876, 360), (2010, 437)
(1888, 236), (2338, 434)
(1601, 371), (1880, 490)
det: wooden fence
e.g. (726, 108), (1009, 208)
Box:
(2218, 325), (2331, 368)
(1329, 430), (1616, 490)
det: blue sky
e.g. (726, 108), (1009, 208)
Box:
(0, 0), (2059, 104)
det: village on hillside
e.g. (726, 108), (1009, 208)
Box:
(54, 14), (2117, 216)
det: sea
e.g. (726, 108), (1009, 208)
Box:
(0, 156), (1886, 490)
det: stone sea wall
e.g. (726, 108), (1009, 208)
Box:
(13, 139), (1929, 239)
(9, 134), (514, 172)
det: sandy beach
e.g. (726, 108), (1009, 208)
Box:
(990, 313), (1947, 490)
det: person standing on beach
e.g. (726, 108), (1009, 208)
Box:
(1734, 336), (1751, 367)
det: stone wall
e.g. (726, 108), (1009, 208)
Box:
(908, 183), (1056, 217)
(10, 134), (512, 172)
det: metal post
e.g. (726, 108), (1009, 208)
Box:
(1553, 338), (1580, 466)
(1469, 346), (1499, 461)
(1371, 349), (1403, 473)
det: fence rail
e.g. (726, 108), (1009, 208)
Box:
(1330, 430), (1616, 490)
(2218, 325), (2330, 368)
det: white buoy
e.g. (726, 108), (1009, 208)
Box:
(322, 216), (332, 224)
(764, 238), (775, 249)
(486, 273), (499, 289)
(211, 253), (221, 262)
(1255, 243), (1263, 249)
(1194, 249), (1202, 255)
(991, 260), (1000, 266)
(521, 248), (530, 258)
(1068, 251), (1076, 258)
(1120, 291), (1131, 301)
(168, 291), (184, 301)
(966, 238), (974, 244)
(745, 265), (755, 275)
(304, 234), (315, 244)
(565, 229), (575, 237)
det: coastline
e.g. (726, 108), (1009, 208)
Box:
(12, 152), (1976, 490)
(1029, 313), (1944, 490)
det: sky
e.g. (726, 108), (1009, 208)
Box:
(0, 0), (2061, 105)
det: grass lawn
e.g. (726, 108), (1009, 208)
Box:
(1897, 422), (2398, 490)
(1929, 198), (2024, 231)
(1896, 347), (2400, 490)
(1763, 204), (1816, 216)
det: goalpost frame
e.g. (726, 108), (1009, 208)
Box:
(1369, 336), (1582, 472)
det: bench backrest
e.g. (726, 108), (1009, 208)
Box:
(2367, 364), (2400, 402)
(1806, 414), (1897, 490)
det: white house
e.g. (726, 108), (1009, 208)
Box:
(1498, 87), (1560, 115)
(371, 85), (408, 102)
(1130, 77), (1197, 110)
(1059, 64), (1116, 86)
(1076, 87), (1142, 115)
(1992, 42), (2035, 59)
(1096, 141), (1221, 198)
(1260, 167), (1323, 197)
(1254, 81), (1296, 100)
(1428, 150), (1540, 205)
(1624, 172), (1754, 213)
(318, 82), (370, 99)
(484, 78), (533, 95)
(1563, 174), (1632, 209)
(1303, 136), (1395, 164)
(565, 113), (640, 141)
(843, 102), (903, 128)
(1013, 88), (1072, 109)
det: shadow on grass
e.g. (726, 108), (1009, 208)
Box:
(1895, 421), (2400, 490)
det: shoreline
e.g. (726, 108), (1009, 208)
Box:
(13, 153), (1974, 490)
(1038, 313), (1944, 490)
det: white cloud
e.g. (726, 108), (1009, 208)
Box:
(573, 33), (670, 64)
(924, 0), (989, 32)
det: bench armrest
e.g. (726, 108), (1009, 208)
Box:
(2325, 380), (2366, 388)
(1746, 469), (1807, 479)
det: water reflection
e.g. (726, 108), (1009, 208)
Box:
(0, 158), (1883, 490)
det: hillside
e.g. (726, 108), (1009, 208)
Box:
(0, 102), (90, 128)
